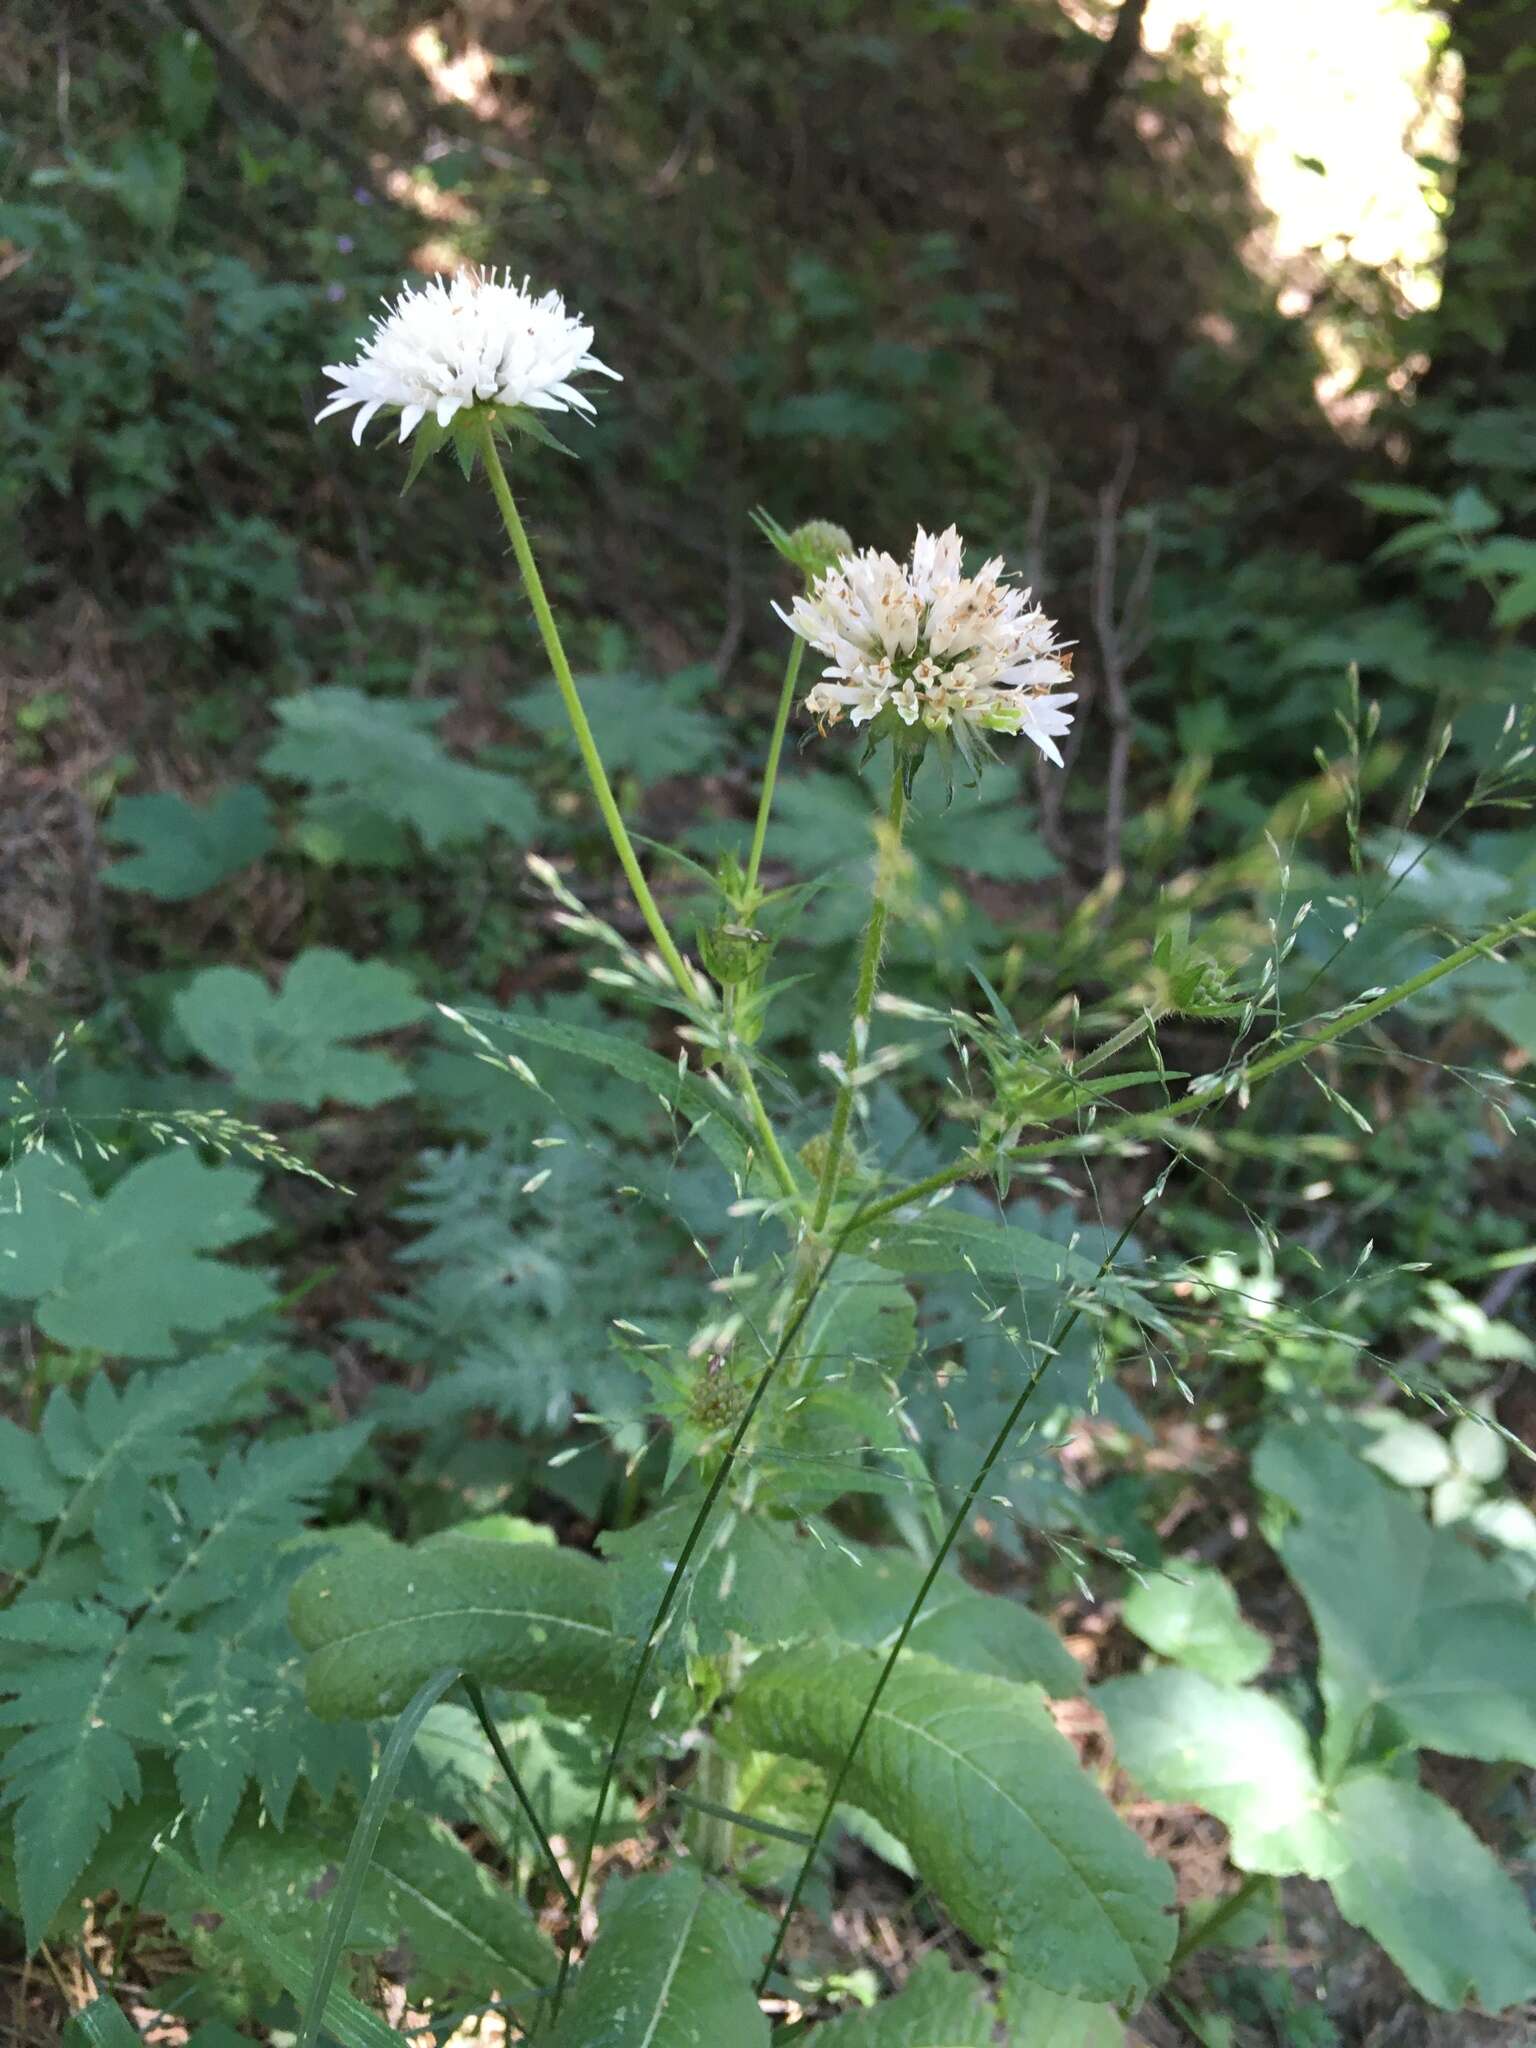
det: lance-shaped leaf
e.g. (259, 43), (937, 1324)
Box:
(1097, 1669), (1343, 1879)
(736, 1649), (1175, 2004)
(0, 1149), (274, 1359)
(175, 948), (425, 1108)
(543, 1864), (770, 2048)
(290, 1532), (630, 1722)
(161, 1795), (556, 2004)
(1255, 1426), (1536, 1774)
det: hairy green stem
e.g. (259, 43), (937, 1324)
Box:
(745, 636), (805, 900)
(479, 424), (797, 1204)
(812, 760), (909, 1231)
(856, 905), (1536, 1233)
(477, 422), (694, 1003)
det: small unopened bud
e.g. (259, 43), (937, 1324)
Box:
(787, 519), (854, 582)
(698, 921), (769, 987)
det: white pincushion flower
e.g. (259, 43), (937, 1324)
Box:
(316, 267), (619, 446)
(780, 525), (1077, 770)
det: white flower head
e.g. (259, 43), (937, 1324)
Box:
(782, 525), (1077, 776)
(317, 267), (620, 447)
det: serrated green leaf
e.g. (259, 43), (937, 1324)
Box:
(1097, 1669), (1340, 1879)
(737, 1649), (1175, 2002)
(175, 948), (424, 1107)
(544, 1864), (771, 2048)
(807, 1954), (994, 2045)
(1327, 1772), (1536, 2011)
(1120, 1565), (1270, 1685)
(263, 686), (537, 853)
(1256, 1427), (1536, 1774)
(5, 1354), (263, 1554)
(0, 1150), (275, 1359)
(101, 783), (274, 899)
(157, 1841), (401, 2048)
(291, 1532), (630, 1722)
(167, 1790), (554, 2006)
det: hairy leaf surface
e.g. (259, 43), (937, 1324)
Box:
(291, 1532), (630, 1721)
(737, 1649), (1175, 2002)
(543, 1864), (770, 2048)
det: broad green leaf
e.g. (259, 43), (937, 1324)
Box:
(157, 1842), (401, 2048)
(102, 783), (274, 899)
(1001, 1982), (1127, 2047)
(1120, 1565), (1270, 1685)
(1357, 1411), (1452, 1489)
(1256, 1427), (1536, 1774)
(850, 1209), (1152, 1328)
(1097, 1669), (1340, 1878)
(807, 1954), (994, 2045)
(816, 1542), (1083, 1696)
(166, 1794), (554, 2003)
(544, 1864), (770, 2048)
(175, 948), (424, 1107)
(520, 669), (725, 787)
(291, 1532), (629, 1722)
(1327, 1772), (1536, 2012)
(0, 1149), (275, 1358)
(598, 1506), (823, 1662)
(262, 686), (537, 854)
(738, 1649), (1175, 2003)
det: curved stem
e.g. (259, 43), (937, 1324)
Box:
(855, 905), (1536, 1233)
(745, 636), (805, 901)
(812, 760), (909, 1231)
(477, 421), (695, 1005)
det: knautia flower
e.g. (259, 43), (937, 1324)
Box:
(778, 525), (1077, 777)
(316, 267), (619, 446)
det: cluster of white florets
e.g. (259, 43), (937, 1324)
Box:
(778, 526), (1077, 766)
(316, 267), (619, 445)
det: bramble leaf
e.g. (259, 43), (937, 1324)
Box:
(101, 783), (274, 899)
(175, 948), (424, 1107)
(737, 1649), (1175, 2003)
(0, 1150), (275, 1359)
(262, 686), (537, 859)
(806, 1953), (994, 2044)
